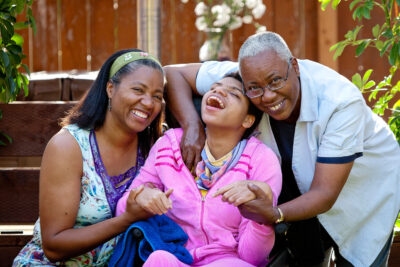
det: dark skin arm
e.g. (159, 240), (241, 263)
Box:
(239, 161), (354, 224)
(40, 130), (151, 262)
(164, 64), (205, 171)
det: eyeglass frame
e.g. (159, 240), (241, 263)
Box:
(244, 57), (293, 99)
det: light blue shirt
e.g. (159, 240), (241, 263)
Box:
(196, 60), (400, 267)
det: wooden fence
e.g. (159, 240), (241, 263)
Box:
(16, 1), (388, 78)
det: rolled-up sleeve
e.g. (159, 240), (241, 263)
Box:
(317, 99), (365, 163)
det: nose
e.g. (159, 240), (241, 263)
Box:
(140, 93), (154, 108)
(212, 86), (228, 97)
(260, 87), (277, 103)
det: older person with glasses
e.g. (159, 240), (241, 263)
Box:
(163, 31), (400, 267)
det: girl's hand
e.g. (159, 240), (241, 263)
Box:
(135, 186), (174, 215)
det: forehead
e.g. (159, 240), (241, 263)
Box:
(213, 77), (242, 90)
(121, 66), (163, 84)
(239, 50), (285, 80)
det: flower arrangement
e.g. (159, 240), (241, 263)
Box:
(181, 0), (267, 61)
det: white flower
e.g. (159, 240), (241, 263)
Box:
(181, 0), (188, 3)
(252, 3), (266, 19)
(213, 14), (230, 27)
(245, 0), (258, 9)
(256, 25), (267, 33)
(242, 15), (253, 24)
(212, 4), (231, 27)
(195, 16), (208, 31)
(229, 16), (243, 30)
(195, 2), (207, 16)
(233, 0), (244, 8)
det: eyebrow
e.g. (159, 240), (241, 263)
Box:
(213, 82), (242, 92)
(132, 82), (163, 93)
(247, 71), (280, 86)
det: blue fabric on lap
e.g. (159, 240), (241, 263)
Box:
(109, 214), (193, 266)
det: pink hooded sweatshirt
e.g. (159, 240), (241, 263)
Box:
(116, 128), (282, 266)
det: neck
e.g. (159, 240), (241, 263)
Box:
(205, 127), (243, 159)
(97, 115), (139, 152)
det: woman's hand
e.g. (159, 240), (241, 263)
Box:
(181, 122), (206, 172)
(135, 186), (174, 215)
(237, 183), (279, 225)
(124, 185), (152, 222)
(213, 180), (273, 206)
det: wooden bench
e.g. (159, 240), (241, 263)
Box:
(0, 101), (75, 265)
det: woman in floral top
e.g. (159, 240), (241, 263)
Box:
(13, 49), (165, 266)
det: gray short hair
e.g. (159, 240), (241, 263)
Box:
(238, 32), (292, 65)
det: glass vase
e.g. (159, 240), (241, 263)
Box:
(199, 31), (232, 62)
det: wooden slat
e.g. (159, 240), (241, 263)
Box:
(304, 1), (319, 61)
(31, 0), (58, 71)
(60, 0), (88, 71)
(90, 0), (115, 70)
(0, 102), (76, 157)
(317, 3), (338, 70)
(117, 0), (137, 50)
(0, 235), (33, 267)
(0, 168), (40, 223)
(160, 0), (202, 64)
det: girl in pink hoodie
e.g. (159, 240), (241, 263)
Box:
(116, 72), (282, 267)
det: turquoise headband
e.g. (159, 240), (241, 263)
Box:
(109, 51), (162, 79)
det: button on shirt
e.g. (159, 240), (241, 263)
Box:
(196, 60), (400, 267)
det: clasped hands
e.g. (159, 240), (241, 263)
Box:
(126, 181), (278, 225)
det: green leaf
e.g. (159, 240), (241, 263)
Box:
(356, 40), (368, 56)
(352, 73), (363, 89)
(0, 50), (9, 67)
(11, 33), (23, 46)
(372, 24), (380, 38)
(333, 43), (346, 60)
(349, 0), (363, 10)
(21, 63), (30, 75)
(0, 131), (12, 145)
(332, 0), (341, 9)
(7, 44), (22, 54)
(389, 43), (398, 65)
(14, 21), (27, 30)
(362, 7), (371, 19)
(364, 80), (376, 89)
(319, 0), (331, 11)
(21, 73), (28, 96)
(15, 0), (25, 14)
(376, 40), (384, 50)
(380, 41), (392, 56)
(394, 99), (400, 110)
(363, 69), (373, 83)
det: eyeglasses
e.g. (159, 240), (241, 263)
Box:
(245, 58), (292, 99)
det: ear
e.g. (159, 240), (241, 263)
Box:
(242, 114), (255, 129)
(291, 57), (300, 77)
(106, 81), (114, 98)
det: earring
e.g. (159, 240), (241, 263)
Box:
(108, 98), (112, 111)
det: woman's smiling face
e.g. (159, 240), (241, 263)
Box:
(240, 49), (301, 123)
(107, 65), (164, 133)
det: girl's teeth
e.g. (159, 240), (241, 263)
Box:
(208, 96), (225, 108)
